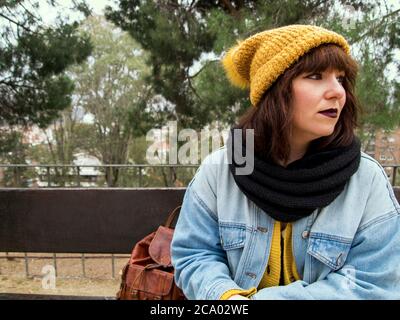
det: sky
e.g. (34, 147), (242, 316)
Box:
(88, 0), (115, 14)
(38, 0), (117, 25)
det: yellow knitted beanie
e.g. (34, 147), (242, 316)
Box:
(221, 24), (351, 107)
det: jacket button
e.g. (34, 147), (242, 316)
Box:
(257, 226), (268, 233)
(245, 272), (256, 279)
(302, 230), (310, 239)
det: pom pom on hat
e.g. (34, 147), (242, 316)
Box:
(221, 43), (250, 89)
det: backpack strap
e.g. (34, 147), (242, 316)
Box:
(164, 205), (181, 228)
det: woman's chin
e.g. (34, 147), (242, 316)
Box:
(310, 128), (335, 139)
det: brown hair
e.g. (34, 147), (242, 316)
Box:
(236, 43), (362, 165)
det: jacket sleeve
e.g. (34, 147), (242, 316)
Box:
(171, 155), (247, 300)
(252, 163), (400, 300)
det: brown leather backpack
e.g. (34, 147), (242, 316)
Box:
(116, 205), (186, 300)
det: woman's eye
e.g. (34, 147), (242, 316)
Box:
(307, 73), (321, 79)
(337, 76), (345, 84)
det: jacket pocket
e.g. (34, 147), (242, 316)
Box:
(219, 223), (247, 250)
(307, 233), (352, 271)
(218, 222), (247, 279)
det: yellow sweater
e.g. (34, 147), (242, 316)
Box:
(220, 221), (301, 300)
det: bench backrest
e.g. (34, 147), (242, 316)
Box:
(1, 187), (399, 254)
(0, 188), (185, 254)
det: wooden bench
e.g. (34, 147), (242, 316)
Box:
(1, 186), (399, 300)
(0, 188), (185, 300)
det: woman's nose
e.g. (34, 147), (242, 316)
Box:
(324, 76), (345, 100)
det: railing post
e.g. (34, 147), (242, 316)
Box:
(76, 166), (81, 187)
(81, 253), (86, 278)
(107, 166), (112, 187)
(393, 166), (397, 186)
(13, 166), (21, 187)
(53, 253), (58, 277)
(24, 252), (29, 278)
(111, 254), (115, 279)
(138, 167), (142, 187)
(47, 166), (51, 187)
(13, 166), (16, 187)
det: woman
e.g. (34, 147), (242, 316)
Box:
(171, 25), (400, 300)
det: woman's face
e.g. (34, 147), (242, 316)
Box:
(290, 68), (346, 142)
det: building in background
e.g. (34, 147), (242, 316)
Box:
(374, 128), (400, 181)
(21, 125), (51, 146)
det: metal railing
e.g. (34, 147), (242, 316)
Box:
(0, 163), (399, 187)
(0, 164), (199, 188)
(0, 252), (129, 280)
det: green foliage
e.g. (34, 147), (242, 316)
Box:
(0, 0), (93, 127)
(0, 128), (31, 187)
(106, 0), (400, 137)
(0, 129), (26, 163)
(67, 15), (157, 185)
(191, 60), (249, 125)
(356, 46), (399, 130)
(322, 1), (400, 137)
(105, 0), (217, 128)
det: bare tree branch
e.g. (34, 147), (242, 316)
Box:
(0, 12), (33, 33)
(188, 59), (219, 79)
(353, 8), (400, 43)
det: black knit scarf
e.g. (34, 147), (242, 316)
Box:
(227, 128), (361, 222)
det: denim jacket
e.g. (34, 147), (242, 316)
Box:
(171, 146), (400, 299)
